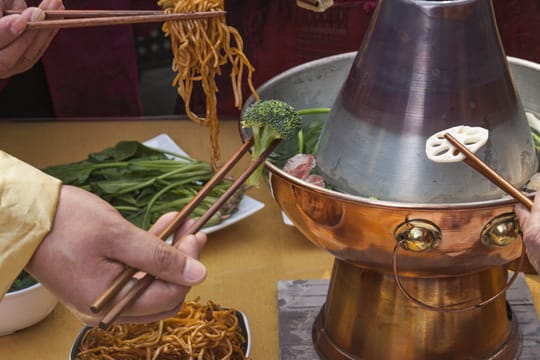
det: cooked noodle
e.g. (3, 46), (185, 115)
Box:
(75, 300), (248, 360)
(159, 0), (259, 168)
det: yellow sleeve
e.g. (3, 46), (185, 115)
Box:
(0, 151), (61, 297)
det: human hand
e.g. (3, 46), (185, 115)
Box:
(0, 0), (64, 79)
(26, 185), (207, 326)
(514, 196), (540, 273)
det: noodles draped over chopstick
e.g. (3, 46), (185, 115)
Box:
(158, 0), (259, 168)
(75, 300), (249, 360)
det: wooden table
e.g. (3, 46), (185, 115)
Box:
(0, 119), (538, 359)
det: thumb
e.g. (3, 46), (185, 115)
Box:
(22, 7), (46, 22)
(514, 203), (529, 223)
(112, 225), (207, 287)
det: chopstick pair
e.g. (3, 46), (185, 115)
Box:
(4, 9), (225, 30)
(92, 136), (280, 329)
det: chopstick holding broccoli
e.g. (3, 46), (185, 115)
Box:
(241, 99), (330, 187)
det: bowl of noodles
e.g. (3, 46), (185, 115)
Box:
(69, 299), (251, 360)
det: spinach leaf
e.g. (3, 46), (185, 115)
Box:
(43, 141), (241, 230)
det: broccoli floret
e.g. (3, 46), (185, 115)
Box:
(241, 99), (330, 187)
(241, 100), (302, 187)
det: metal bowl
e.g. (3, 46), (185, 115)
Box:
(69, 310), (251, 359)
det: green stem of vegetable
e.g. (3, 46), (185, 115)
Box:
(116, 165), (211, 195)
(128, 160), (207, 171)
(114, 206), (140, 212)
(297, 108), (330, 154)
(144, 147), (194, 162)
(141, 178), (230, 229)
(297, 130), (305, 155)
(142, 181), (191, 229)
(148, 198), (192, 215)
(142, 176), (216, 228)
(531, 131), (540, 152)
(312, 137), (321, 155)
(246, 126), (264, 188)
(297, 107), (331, 116)
(158, 169), (212, 183)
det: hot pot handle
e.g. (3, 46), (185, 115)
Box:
(391, 239), (526, 313)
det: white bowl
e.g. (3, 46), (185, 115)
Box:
(0, 282), (58, 336)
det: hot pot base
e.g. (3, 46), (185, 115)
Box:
(278, 265), (540, 360)
(314, 260), (521, 360)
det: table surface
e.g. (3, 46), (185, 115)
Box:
(0, 118), (538, 359)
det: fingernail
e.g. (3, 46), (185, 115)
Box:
(30, 9), (46, 21)
(184, 258), (206, 283)
(10, 17), (26, 35)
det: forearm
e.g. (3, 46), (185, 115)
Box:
(0, 151), (61, 297)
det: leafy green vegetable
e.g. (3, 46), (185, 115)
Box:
(8, 271), (37, 293)
(43, 141), (241, 230)
(531, 128), (540, 154)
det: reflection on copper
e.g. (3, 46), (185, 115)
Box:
(293, 185), (344, 226)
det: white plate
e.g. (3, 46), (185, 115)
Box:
(143, 134), (264, 234)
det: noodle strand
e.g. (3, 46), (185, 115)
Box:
(159, 0), (259, 168)
(75, 300), (248, 360)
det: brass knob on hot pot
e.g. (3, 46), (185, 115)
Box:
(481, 213), (520, 248)
(394, 220), (442, 252)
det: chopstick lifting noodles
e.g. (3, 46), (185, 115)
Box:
(21, 10), (226, 29)
(4, 9), (166, 18)
(11, 1), (257, 168)
(75, 299), (249, 360)
(159, 0), (259, 168)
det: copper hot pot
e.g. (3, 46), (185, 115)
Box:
(241, 1), (539, 357)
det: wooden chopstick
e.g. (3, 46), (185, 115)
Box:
(98, 138), (281, 329)
(20, 10), (225, 30)
(90, 136), (255, 313)
(444, 133), (534, 209)
(4, 9), (164, 18)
